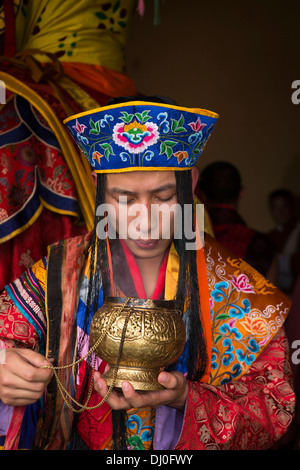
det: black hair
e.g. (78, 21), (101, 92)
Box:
(198, 161), (241, 204)
(172, 170), (208, 381)
(268, 188), (295, 206)
(105, 94), (179, 107)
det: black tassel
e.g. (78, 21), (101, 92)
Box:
(112, 410), (128, 450)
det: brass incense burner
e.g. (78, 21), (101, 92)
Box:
(89, 297), (186, 391)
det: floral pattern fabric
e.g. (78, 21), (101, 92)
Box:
(0, 63), (91, 290)
(204, 235), (290, 386)
(0, 290), (40, 352)
(4, 257), (47, 354)
(176, 328), (295, 450)
(1, 0), (136, 73)
(173, 235), (295, 450)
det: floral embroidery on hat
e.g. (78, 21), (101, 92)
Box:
(64, 102), (219, 172)
(112, 111), (159, 154)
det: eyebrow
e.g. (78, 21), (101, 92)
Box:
(109, 183), (177, 196)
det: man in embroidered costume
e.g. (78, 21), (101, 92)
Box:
(0, 97), (295, 450)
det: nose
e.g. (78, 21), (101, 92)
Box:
(138, 201), (155, 237)
(137, 202), (172, 240)
(128, 198), (164, 240)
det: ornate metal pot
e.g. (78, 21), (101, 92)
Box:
(89, 297), (186, 391)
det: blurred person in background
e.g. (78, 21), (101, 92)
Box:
(268, 189), (300, 296)
(196, 161), (277, 280)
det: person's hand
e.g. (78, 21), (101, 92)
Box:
(0, 348), (53, 406)
(94, 370), (188, 412)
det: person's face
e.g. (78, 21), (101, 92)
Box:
(270, 196), (294, 226)
(104, 171), (178, 260)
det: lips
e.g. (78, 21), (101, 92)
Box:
(133, 239), (160, 249)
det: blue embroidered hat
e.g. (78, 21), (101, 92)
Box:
(63, 101), (219, 173)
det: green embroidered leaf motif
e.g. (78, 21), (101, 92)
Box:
(95, 11), (107, 20)
(166, 147), (173, 159)
(100, 143), (115, 160)
(78, 143), (87, 156)
(127, 435), (145, 451)
(215, 314), (231, 320)
(215, 334), (223, 344)
(135, 110), (151, 123)
(120, 111), (133, 124)
(53, 165), (64, 179)
(160, 142), (166, 153)
(178, 114), (184, 127)
(171, 114), (187, 133)
(193, 139), (205, 154)
(160, 140), (177, 159)
(113, 0), (121, 13)
(165, 140), (176, 147)
(89, 119), (100, 135)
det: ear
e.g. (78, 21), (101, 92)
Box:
(239, 186), (245, 200)
(191, 166), (199, 192)
(91, 171), (97, 187)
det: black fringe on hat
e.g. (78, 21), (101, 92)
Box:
(171, 170), (208, 382)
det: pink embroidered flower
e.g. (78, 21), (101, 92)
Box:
(113, 119), (159, 154)
(228, 318), (237, 329)
(258, 335), (271, 346)
(72, 119), (87, 133)
(188, 117), (207, 132)
(229, 274), (255, 294)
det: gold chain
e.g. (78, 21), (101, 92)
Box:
(42, 297), (132, 413)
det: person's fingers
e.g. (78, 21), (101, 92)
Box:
(158, 371), (188, 410)
(0, 366), (49, 406)
(94, 371), (188, 411)
(0, 349), (6, 364)
(94, 373), (130, 410)
(121, 379), (176, 409)
(2, 368), (49, 392)
(5, 349), (53, 383)
(119, 381), (160, 408)
(19, 348), (52, 368)
(0, 349), (53, 406)
(157, 371), (179, 389)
